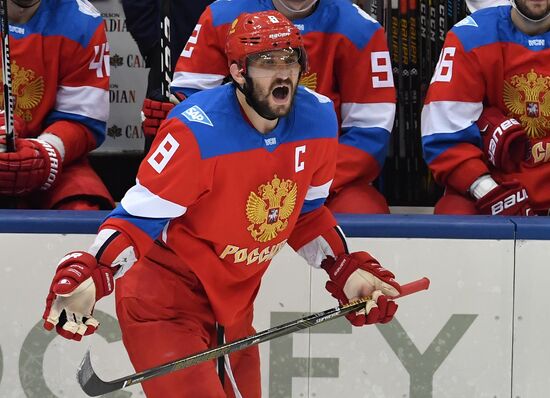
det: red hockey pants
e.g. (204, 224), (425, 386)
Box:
(115, 243), (261, 398)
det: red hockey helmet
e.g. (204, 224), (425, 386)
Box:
(225, 10), (308, 74)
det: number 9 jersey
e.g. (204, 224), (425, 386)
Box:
(171, 0), (396, 200)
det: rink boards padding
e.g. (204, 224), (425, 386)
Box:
(0, 210), (547, 397)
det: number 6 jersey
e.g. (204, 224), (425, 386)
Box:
(422, 5), (550, 210)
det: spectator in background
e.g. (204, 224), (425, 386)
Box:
(142, 0), (397, 214)
(421, 1), (550, 216)
(0, 0), (113, 210)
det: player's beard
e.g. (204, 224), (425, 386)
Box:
(243, 76), (298, 120)
(515, 0), (550, 20)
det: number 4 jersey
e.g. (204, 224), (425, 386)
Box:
(171, 0), (396, 192)
(422, 5), (550, 210)
(103, 84), (341, 326)
(0, 0), (109, 158)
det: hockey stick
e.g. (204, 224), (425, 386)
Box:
(399, 0), (413, 204)
(77, 277), (430, 396)
(0, 0), (14, 152)
(159, 0), (172, 100)
(408, 0), (422, 204)
(143, 0), (171, 153)
(388, 0), (401, 202)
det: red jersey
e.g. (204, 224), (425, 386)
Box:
(1, 0), (109, 164)
(171, 0), (395, 190)
(422, 6), (550, 210)
(105, 84), (339, 325)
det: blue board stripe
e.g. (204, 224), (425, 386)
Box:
(0, 210), (105, 234)
(336, 214), (515, 239)
(0, 211), (547, 240)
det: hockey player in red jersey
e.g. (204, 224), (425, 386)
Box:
(421, 0), (550, 215)
(0, 0), (113, 210)
(142, 0), (396, 214)
(42, 11), (402, 398)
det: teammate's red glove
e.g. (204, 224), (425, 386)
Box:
(0, 137), (62, 196)
(321, 252), (401, 326)
(141, 92), (185, 137)
(43, 251), (115, 341)
(477, 106), (528, 173)
(475, 180), (533, 216)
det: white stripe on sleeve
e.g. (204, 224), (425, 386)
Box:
(421, 100), (483, 137)
(56, 85), (109, 122)
(121, 180), (187, 218)
(171, 71), (225, 91)
(305, 180), (332, 201)
(341, 102), (396, 132)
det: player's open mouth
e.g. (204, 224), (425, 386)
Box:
(272, 85), (290, 104)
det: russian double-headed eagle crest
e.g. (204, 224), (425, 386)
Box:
(0, 60), (45, 122)
(503, 69), (550, 139)
(246, 175), (297, 242)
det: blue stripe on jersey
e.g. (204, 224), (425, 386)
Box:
(300, 198), (325, 215)
(169, 84), (337, 159)
(8, 0), (102, 47)
(340, 126), (390, 167)
(293, 0), (380, 49)
(210, 0), (380, 50)
(422, 124), (482, 164)
(453, 6), (550, 52)
(210, 0), (269, 27)
(108, 204), (170, 241)
(46, 110), (106, 147)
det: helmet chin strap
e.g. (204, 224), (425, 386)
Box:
(511, 0), (550, 22)
(11, 0), (41, 8)
(274, 0), (318, 14)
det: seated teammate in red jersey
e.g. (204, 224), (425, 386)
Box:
(421, 0), (550, 215)
(42, 11), (402, 398)
(142, 0), (397, 214)
(0, 0), (113, 210)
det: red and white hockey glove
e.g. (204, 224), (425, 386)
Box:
(141, 92), (185, 137)
(321, 252), (401, 326)
(475, 180), (533, 216)
(477, 106), (528, 173)
(0, 137), (62, 196)
(43, 251), (115, 341)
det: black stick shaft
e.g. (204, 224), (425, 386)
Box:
(159, 0), (171, 99)
(1, 0), (14, 152)
(78, 278), (430, 396)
